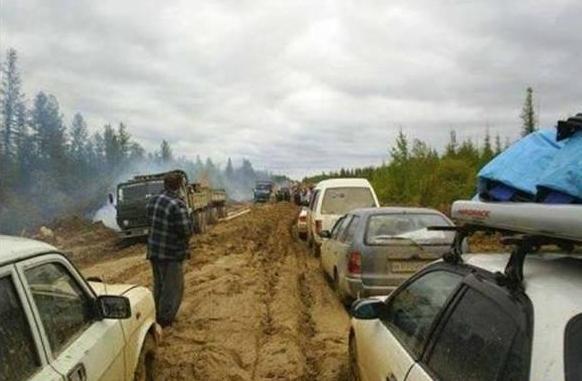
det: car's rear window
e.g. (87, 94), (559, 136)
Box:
(565, 314), (582, 381)
(320, 187), (375, 215)
(366, 213), (451, 245)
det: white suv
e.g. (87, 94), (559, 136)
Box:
(0, 235), (160, 381)
(349, 251), (582, 381)
(307, 178), (379, 255)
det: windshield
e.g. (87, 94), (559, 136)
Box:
(366, 213), (452, 245)
(320, 187), (375, 215)
(118, 181), (164, 202)
(256, 183), (272, 191)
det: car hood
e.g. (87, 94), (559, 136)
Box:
(89, 281), (137, 296)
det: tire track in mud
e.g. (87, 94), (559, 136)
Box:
(78, 203), (350, 381)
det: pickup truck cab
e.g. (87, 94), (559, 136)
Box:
(0, 235), (160, 381)
(308, 178), (379, 256)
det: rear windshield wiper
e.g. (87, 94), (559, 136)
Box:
(372, 235), (425, 251)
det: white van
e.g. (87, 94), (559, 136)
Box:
(307, 178), (379, 255)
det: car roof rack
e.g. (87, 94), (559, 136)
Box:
(429, 200), (582, 291)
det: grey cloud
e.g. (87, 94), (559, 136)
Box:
(1, 0), (581, 178)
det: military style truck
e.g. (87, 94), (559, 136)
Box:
(253, 181), (274, 203)
(112, 170), (227, 239)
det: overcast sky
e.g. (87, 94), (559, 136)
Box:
(1, 0), (581, 178)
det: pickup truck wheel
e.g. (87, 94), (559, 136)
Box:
(134, 334), (157, 381)
(311, 242), (321, 257)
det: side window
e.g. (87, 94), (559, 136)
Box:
(309, 190), (319, 211)
(331, 216), (347, 239)
(382, 270), (463, 358)
(565, 314), (582, 381)
(25, 262), (93, 356)
(0, 275), (40, 381)
(342, 215), (361, 243)
(427, 288), (529, 381)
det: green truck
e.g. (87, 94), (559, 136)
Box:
(112, 170), (227, 239)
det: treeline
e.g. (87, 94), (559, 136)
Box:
(303, 86), (539, 211)
(0, 49), (265, 234)
(303, 130), (509, 212)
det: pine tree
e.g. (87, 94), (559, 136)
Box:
(445, 130), (458, 157)
(0, 48), (25, 160)
(494, 134), (503, 155)
(390, 129), (409, 164)
(481, 128), (494, 165)
(160, 140), (173, 163)
(225, 157), (234, 179)
(520, 87), (537, 137)
(69, 113), (88, 164)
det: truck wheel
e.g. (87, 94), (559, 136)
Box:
(298, 232), (307, 241)
(312, 242), (321, 257)
(134, 334), (157, 381)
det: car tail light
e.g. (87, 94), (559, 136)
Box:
(315, 220), (323, 235)
(347, 251), (361, 274)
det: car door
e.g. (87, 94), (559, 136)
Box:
(16, 254), (126, 381)
(322, 215), (349, 277)
(308, 189), (320, 241)
(356, 269), (463, 381)
(406, 274), (532, 381)
(321, 216), (345, 275)
(0, 263), (64, 381)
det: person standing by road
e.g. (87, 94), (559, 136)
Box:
(146, 172), (193, 327)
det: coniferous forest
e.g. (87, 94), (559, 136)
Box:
(1, 48), (537, 233)
(0, 49), (268, 234)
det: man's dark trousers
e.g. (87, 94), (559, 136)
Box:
(150, 259), (184, 327)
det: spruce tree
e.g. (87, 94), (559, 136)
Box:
(0, 48), (25, 160)
(520, 87), (537, 137)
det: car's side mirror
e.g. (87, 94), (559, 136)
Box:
(351, 299), (384, 320)
(301, 200), (310, 207)
(319, 230), (332, 239)
(96, 295), (131, 319)
(108, 193), (115, 205)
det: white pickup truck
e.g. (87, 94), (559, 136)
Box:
(0, 235), (160, 381)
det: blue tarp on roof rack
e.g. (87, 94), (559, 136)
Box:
(537, 130), (582, 204)
(477, 128), (563, 201)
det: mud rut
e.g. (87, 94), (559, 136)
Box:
(79, 203), (350, 381)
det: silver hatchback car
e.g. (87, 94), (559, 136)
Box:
(319, 207), (455, 304)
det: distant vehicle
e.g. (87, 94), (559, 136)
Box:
(319, 207), (454, 305)
(307, 178), (379, 256)
(0, 235), (159, 381)
(276, 187), (291, 202)
(254, 181), (274, 203)
(297, 207), (309, 240)
(113, 170), (226, 239)
(349, 200), (582, 381)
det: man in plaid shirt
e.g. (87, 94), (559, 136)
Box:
(146, 172), (193, 327)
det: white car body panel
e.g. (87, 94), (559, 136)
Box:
(0, 236), (158, 381)
(354, 319), (414, 381)
(351, 253), (582, 381)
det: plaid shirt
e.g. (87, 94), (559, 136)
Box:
(146, 190), (193, 261)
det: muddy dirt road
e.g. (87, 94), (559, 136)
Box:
(59, 203), (350, 381)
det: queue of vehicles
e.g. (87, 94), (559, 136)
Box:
(298, 174), (582, 381)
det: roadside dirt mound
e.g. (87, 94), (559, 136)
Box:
(81, 203), (351, 381)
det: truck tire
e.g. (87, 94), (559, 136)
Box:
(134, 334), (157, 381)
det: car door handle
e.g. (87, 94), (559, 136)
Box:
(68, 363), (87, 381)
(386, 373), (397, 381)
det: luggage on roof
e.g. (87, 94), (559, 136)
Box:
(477, 114), (582, 204)
(536, 114), (582, 204)
(477, 128), (562, 201)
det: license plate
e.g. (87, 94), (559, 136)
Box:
(391, 261), (426, 273)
